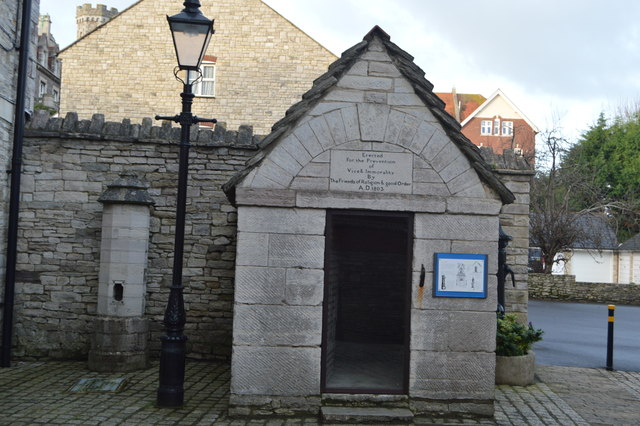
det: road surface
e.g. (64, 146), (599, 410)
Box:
(528, 300), (640, 372)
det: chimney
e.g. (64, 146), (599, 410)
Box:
(38, 14), (51, 37)
(452, 86), (461, 123)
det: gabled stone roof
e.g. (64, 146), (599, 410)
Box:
(223, 26), (515, 205)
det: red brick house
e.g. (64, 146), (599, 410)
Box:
(436, 89), (538, 161)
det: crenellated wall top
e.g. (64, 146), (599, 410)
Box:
(25, 110), (263, 148)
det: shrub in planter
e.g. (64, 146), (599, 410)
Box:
(495, 314), (544, 386)
(496, 314), (543, 356)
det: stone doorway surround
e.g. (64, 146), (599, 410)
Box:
(224, 26), (514, 419)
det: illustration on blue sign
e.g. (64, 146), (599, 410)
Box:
(434, 253), (487, 298)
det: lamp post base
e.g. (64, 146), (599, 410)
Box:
(157, 334), (187, 407)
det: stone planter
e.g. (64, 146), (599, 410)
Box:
(495, 351), (536, 386)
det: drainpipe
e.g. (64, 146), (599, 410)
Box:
(1, 0), (33, 368)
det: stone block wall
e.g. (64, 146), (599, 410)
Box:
(410, 212), (498, 413)
(0, 0), (40, 335)
(13, 111), (258, 360)
(529, 273), (640, 305)
(230, 206), (325, 414)
(10, 112), (530, 364)
(59, 0), (337, 134)
(481, 148), (533, 320)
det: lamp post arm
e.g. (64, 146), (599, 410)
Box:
(193, 117), (217, 124)
(155, 114), (180, 122)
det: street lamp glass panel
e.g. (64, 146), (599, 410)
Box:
(168, 20), (213, 70)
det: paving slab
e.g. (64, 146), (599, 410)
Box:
(1, 361), (640, 424)
(535, 364), (640, 425)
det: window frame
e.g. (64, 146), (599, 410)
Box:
(39, 80), (47, 97)
(480, 120), (492, 135)
(493, 118), (500, 136)
(502, 120), (513, 136)
(191, 61), (216, 98)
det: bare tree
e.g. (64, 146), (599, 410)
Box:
(530, 124), (622, 273)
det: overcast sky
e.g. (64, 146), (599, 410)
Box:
(40, 0), (640, 142)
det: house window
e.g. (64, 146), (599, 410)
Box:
(481, 120), (492, 135)
(53, 89), (59, 102)
(493, 119), (500, 136)
(502, 121), (513, 136)
(39, 81), (47, 97)
(190, 62), (216, 97)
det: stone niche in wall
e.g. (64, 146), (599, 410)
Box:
(223, 26), (515, 421)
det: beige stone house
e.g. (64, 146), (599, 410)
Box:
(59, 0), (337, 134)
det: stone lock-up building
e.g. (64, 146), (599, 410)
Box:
(223, 27), (516, 419)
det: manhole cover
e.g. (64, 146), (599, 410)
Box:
(68, 378), (127, 393)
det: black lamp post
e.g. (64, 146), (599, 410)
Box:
(155, 0), (215, 408)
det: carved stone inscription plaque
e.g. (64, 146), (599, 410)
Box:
(329, 150), (413, 194)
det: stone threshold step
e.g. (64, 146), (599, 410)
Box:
(322, 393), (409, 408)
(321, 406), (414, 423)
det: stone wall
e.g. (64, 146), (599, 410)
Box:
(0, 0), (40, 335)
(529, 273), (640, 305)
(10, 109), (530, 364)
(481, 148), (533, 320)
(13, 111), (259, 360)
(59, 0), (337, 134)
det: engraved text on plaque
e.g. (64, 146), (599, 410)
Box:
(329, 150), (413, 194)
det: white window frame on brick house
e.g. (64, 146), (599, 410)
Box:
(481, 120), (492, 135)
(189, 61), (216, 98)
(493, 118), (500, 136)
(502, 120), (513, 136)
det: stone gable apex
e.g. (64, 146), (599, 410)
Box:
(223, 26), (515, 206)
(60, 0), (335, 58)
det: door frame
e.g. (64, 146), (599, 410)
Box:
(320, 209), (414, 394)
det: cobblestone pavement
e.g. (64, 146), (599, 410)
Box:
(534, 365), (640, 425)
(1, 361), (639, 425)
